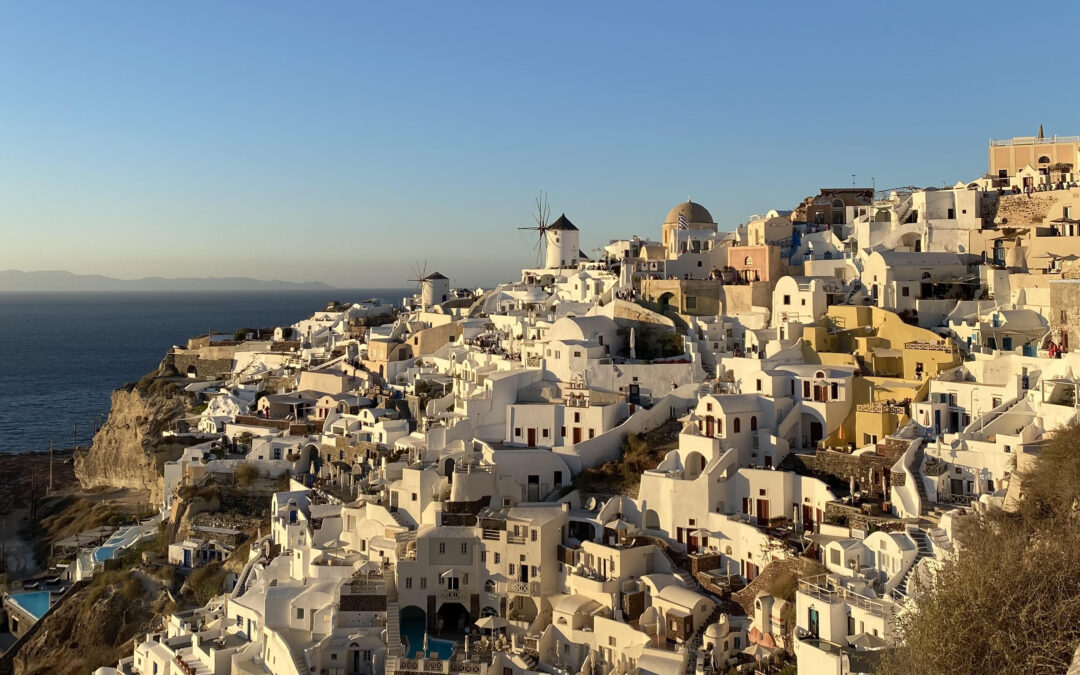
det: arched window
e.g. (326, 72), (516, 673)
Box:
(733, 418), (741, 433)
(750, 416), (757, 431)
(1039, 155), (1051, 164)
(744, 256), (754, 266)
(831, 198), (844, 208)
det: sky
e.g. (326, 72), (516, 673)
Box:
(2, 1), (1078, 289)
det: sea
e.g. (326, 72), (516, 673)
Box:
(0, 289), (410, 455)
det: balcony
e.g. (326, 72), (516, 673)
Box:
(439, 588), (465, 602)
(797, 575), (889, 617)
(856, 402), (908, 415)
(506, 580), (537, 595)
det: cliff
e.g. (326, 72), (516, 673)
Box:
(74, 373), (193, 506)
(12, 570), (170, 675)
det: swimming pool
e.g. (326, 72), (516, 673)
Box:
(9, 591), (51, 621)
(91, 546), (117, 564)
(400, 613), (456, 659)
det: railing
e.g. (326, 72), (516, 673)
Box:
(856, 402), (908, 415)
(904, 341), (959, 353)
(450, 663), (481, 673)
(439, 589), (464, 602)
(506, 535), (526, 545)
(798, 575), (888, 617)
(481, 530), (501, 541)
(507, 580), (535, 594)
(990, 136), (1079, 147)
(936, 493), (974, 506)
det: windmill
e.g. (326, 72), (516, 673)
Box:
(518, 191), (551, 268)
(408, 261), (429, 308)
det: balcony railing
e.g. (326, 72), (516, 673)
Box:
(856, 402), (908, 415)
(507, 580), (536, 594)
(798, 575), (889, 617)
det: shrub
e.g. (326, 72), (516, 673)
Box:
(235, 463), (259, 488)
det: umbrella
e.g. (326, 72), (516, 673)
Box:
(475, 616), (507, 631)
(849, 632), (886, 650)
(742, 643), (772, 661)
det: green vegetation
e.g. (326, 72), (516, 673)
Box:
(878, 422), (1080, 674)
(186, 562), (226, 606)
(234, 462), (259, 487)
(572, 420), (680, 495)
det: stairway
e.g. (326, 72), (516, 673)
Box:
(683, 606), (723, 673)
(910, 443), (930, 517)
(385, 564), (403, 657)
(897, 528), (933, 597)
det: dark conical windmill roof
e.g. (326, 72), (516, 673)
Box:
(424, 272), (448, 280)
(548, 214), (578, 231)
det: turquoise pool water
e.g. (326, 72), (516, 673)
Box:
(400, 614), (456, 659)
(92, 546), (117, 564)
(10, 591), (51, 621)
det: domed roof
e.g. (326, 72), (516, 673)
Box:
(664, 201), (714, 226)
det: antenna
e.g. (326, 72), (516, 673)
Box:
(518, 191), (551, 267)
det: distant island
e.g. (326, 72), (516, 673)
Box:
(0, 269), (335, 292)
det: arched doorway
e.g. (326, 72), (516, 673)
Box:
(435, 602), (471, 637)
(399, 606), (427, 658)
(658, 292), (675, 312)
(444, 458), (455, 484)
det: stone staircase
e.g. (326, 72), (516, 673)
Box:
(683, 606), (724, 673)
(385, 564), (403, 657)
(898, 528), (933, 597)
(910, 443), (931, 517)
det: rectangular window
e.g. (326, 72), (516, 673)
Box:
(756, 379), (762, 391)
(531, 529), (537, 541)
(461, 543), (468, 554)
(589, 428), (595, 439)
(514, 428), (521, 437)
(420, 577), (426, 589)
(783, 295), (791, 305)
(481, 551), (487, 562)
(509, 564), (516, 575)
(495, 553), (501, 564)
(902, 286), (910, 297)
(831, 383), (838, 399)
(404, 578), (412, 589)
(574, 412), (581, 423)
(685, 296), (697, 309)
(297, 608), (305, 619)
(542, 428), (549, 438)
(947, 208), (955, 219)
(439, 543), (446, 554)
(803, 381), (811, 398)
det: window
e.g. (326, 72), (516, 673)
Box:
(902, 286), (910, 297)
(803, 381), (811, 398)
(297, 608), (305, 619)
(750, 416), (757, 431)
(542, 428), (549, 438)
(706, 402), (713, 412)
(685, 296), (697, 309)
(830, 548), (841, 566)
(756, 379), (762, 391)
(733, 418), (741, 433)
(420, 577), (427, 589)
(461, 543), (468, 554)
(509, 564), (515, 575)
(411, 492), (417, 502)
(589, 428), (595, 439)
(744, 256), (754, 266)
(514, 428), (521, 437)
(947, 208), (955, 219)
(495, 553), (501, 564)
(531, 529), (537, 541)
(481, 551), (487, 562)
(574, 412), (581, 423)
(573, 351), (581, 358)
(783, 295), (791, 305)
(439, 543), (446, 554)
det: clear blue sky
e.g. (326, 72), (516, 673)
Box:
(2, 1), (1076, 288)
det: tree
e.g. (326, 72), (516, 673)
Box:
(878, 422), (1080, 674)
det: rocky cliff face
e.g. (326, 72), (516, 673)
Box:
(13, 571), (169, 675)
(74, 375), (191, 506)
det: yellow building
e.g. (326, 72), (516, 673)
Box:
(805, 306), (960, 448)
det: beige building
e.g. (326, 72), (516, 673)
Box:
(989, 130), (1080, 186)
